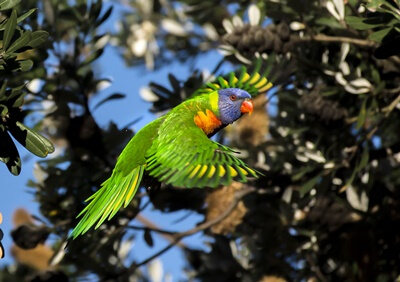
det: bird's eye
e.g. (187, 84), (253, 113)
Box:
(229, 94), (237, 101)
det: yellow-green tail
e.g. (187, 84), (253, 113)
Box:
(70, 165), (144, 239)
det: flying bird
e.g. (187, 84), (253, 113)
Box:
(70, 66), (272, 238)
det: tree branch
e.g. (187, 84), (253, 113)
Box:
(300, 34), (376, 47)
(127, 186), (256, 272)
(127, 214), (187, 249)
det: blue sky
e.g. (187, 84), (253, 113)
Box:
(0, 2), (234, 279)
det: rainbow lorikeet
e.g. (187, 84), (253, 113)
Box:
(70, 67), (272, 238)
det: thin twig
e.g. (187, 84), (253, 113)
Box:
(126, 224), (176, 235)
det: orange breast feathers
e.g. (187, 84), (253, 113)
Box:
(194, 109), (222, 135)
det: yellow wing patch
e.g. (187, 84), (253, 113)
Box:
(241, 73), (250, 83)
(198, 165), (208, 178)
(219, 165), (226, 177)
(208, 165), (216, 178)
(228, 165), (238, 177)
(249, 73), (260, 84)
(259, 82), (273, 92)
(254, 77), (268, 88)
(239, 167), (248, 175)
(189, 164), (202, 178)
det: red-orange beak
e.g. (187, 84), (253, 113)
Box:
(240, 99), (253, 115)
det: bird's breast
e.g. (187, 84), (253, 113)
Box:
(194, 109), (222, 136)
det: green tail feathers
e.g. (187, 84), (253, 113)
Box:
(70, 166), (144, 239)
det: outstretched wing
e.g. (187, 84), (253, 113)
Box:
(145, 116), (259, 188)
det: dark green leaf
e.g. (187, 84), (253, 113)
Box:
(11, 91), (26, 107)
(17, 8), (37, 23)
(149, 83), (174, 98)
(0, 0), (21, 11)
(58, 8), (79, 22)
(375, 6), (400, 21)
(168, 74), (181, 93)
(345, 16), (384, 30)
(0, 80), (7, 100)
(18, 60), (34, 72)
(369, 27), (392, 42)
(8, 121), (54, 158)
(69, 6), (84, 23)
(0, 8), (36, 31)
(76, 3), (87, 18)
(95, 6), (113, 27)
(7, 30), (32, 54)
(143, 229), (154, 247)
(291, 165), (315, 182)
(357, 144), (370, 172)
(89, 0), (102, 22)
(356, 98), (367, 129)
(0, 104), (8, 116)
(4, 84), (25, 101)
(299, 174), (321, 196)
(2, 9), (17, 50)
(315, 17), (343, 28)
(27, 31), (49, 48)
(80, 48), (104, 66)
(371, 68), (381, 85)
(92, 93), (125, 111)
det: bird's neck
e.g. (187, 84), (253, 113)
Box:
(193, 109), (222, 136)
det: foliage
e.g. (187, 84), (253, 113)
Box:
(0, 1), (53, 175)
(1, 0), (400, 281)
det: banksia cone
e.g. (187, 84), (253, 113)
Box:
(10, 208), (54, 271)
(222, 21), (293, 57)
(11, 208), (50, 250)
(299, 91), (348, 121)
(205, 182), (247, 235)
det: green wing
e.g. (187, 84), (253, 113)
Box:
(145, 111), (258, 188)
(70, 119), (163, 239)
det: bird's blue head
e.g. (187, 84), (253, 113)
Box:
(217, 88), (253, 125)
